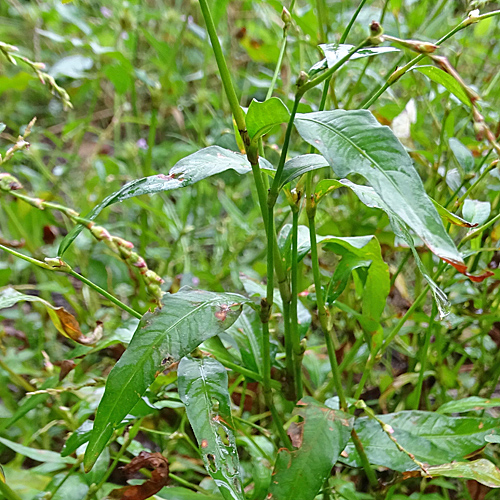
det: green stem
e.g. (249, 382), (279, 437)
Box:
(350, 428), (379, 491)
(0, 357), (35, 392)
(340, 0), (368, 43)
(290, 208), (303, 399)
(67, 269), (142, 320)
(266, 24), (289, 100)
(197, 0), (246, 133)
(270, 96), (301, 199)
(0, 245), (142, 319)
(306, 197), (345, 409)
(412, 302), (437, 410)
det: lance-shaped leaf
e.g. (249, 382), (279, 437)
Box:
(178, 356), (244, 500)
(268, 397), (353, 500)
(294, 110), (493, 283)
(412, 459), (500, 488)
(414, 65), (472, 106)
(437, 396), (500, 414)
(246, 98), (290, 144)
(0, 288), (100, 345)
(341, 411), (500, 472)
(0, 437), (76, 465)
(58, 146), (274, 256)
(84, 289), (247, 472)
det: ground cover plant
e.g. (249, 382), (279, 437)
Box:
(1, 0), (500, 499)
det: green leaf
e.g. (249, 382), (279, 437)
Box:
(0, 437), (76, 464)
(449, 138), (474, 173)
(294, 110), (465, 273)
(431, 198), (476, 228)
(0, 123), (5, 134)
(246, 98), (290, 143)
(268, 397), (353, 500)
(426, 459), (500, 488)
(84, 289), (247, 472)
(308, 44), (399, 77)
(437, 397), (500, 414)
(280, 154), (330, 187)
(342, 411), (500, 472)
(414, 66), (471, 107)
(278, 227), (389, 327)
(58, 146), (274, 256)
(463, 199), (491, 227)
(178, 356), (244, 500)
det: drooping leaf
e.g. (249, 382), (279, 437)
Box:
(294, 110), (464, 268)
(58, 146), (274, 256)
(268, 397), (353, 500)
(0, 437), (76, 464)
(463, 199), (491, 227)
(108, 451), (169, 500)
(279, 154), (330, 187)
(246, 98), (290, 144)
(0, 288), (100, 345)
(308, 44), (399, 77)
(414, 65), (471, 106)
(437, 397), (500, 414)
(449, 138), (475, 173)
(431, 198), (477, 227)
(84, 289), (247, 472)
(178, 356), (244, 500)
(342, 411), (500, 472)
(424, 459), (500, 488)
(294, 111), (494, 283)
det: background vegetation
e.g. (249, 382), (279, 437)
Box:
(1, 0), (500, 499)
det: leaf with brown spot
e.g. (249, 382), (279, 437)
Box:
(108, 451), (169, 500)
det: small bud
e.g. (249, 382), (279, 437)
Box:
(45, 257), (70, 271)
(296, 70), (309, 88)
(113, 236), (134, 250)
(463, 9), (480, 27)
(90, 225), (112, 241)
(0, 173), (23, 191)
(281, 7), (292, 27)
(32, 62), (46, 70)
(369, 21), (384, 45)
(144, 269), (165, 284)
(128, 252), (147, 270)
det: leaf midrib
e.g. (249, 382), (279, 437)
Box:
(92, 297), (224, 441)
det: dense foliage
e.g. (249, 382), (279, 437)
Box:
(1, 1), (500, 499)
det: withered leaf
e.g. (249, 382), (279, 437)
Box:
(109, 451), (169, 500)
